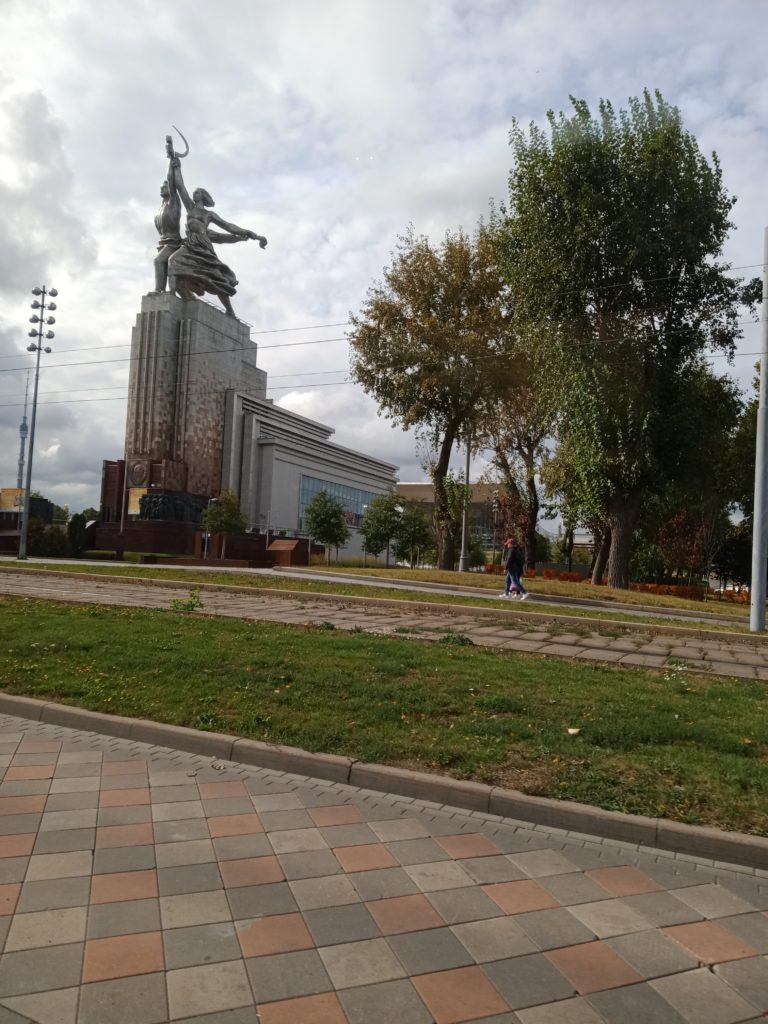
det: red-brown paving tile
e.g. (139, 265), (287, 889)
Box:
(219, 856), (284, 888)
(307, 805), (363, 826)
(17, 741), (61, 753)
(101, 761), (148, 776)
(0, 835), (35, 859)
(586, 866), (664, 897)
(82, 930), (164, 982)
(413, 966), (509, 1023)
(208, 813), (264, 838)
(5, 765), (54, 780)
(237, 912), (314, 958)
(0, 795), (47, 815)
(257, 992), (347, 1024)
(662, 921), (759, 964)
(546, 941), (642, 994)
(99, 788), (151, 808)
(90, 870), (158, 905)
(434, 834), (502, 859)
(197, 781), (249, 799)
(367, 893), (445, 935)
(482, 880), (561, 915)
(0, 884), (21, 917)
(95, 823), (154, 849)
(334, 843), (398, 873)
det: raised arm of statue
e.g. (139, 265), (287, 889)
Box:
(207, 210), (267, 248)
(171, 157), (193, 211)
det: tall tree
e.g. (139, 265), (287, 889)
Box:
(359, 493), (402, 566)
(202, 489), (247, 559)
(496, 89), (754, 588)
(303, 491), (351, 565)
(350, 224), (515, 569)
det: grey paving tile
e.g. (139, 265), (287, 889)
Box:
(514, 908), (597, 951)
(651, 966), (761, 1024)
(92, 844), (156, 875)
(535, 872), (608, 907)
(318, 936), (406, 989)
(154, 818), (210, 844)
(97, 805), (151, 826)
(339, 977), (434, 1024)
(606, 929), (699, 978)
(152, 800), (205, 822)
(405, 860), (475, 892)
(453, 916), (537, 963)
(38, 808), (96, 832)
(0, 816), (41, 837)
(16, 876), (90, 913)
(0, 942), (83, 996)
(44, 791), (99, 812)
(0, 860), (27, 885)
(622, 890), (705, 927)
(5, 906), (87, 952)
(387, 838), (452, 866)
(718, 878), (768, 911)
(212, 834), (272, 862)
(155, 838), (216, 868)
(426, 886), (505, 925)
(289, 873), (360, 911)
(0, 781), (50, 797)
(319, 823), (378, 848)
(483, 953), (576, 1009)
(32, 827), (95, 855)
(586, 982), (687, 1023)
(99, 774), (148, 791)
(226, 882), (298, 921)
(257, 809), (314, 831)
(304, 903), (381, 946)
(248, 792), (304, 812)
(369, 819), (431, 842)
(277, 849), (342, 881)
(149, 785), (199, 803)
(48, 777), (100, 794)
(245, 948), (332, 1003)
(268, 828), (328, 854)
(673, 883), (757, 919)
(166, 960), (254, 1019)
(164, 921), (241, 969)
(718, 913), (768, 953)
(509, 850), (582, 878)
(459, 856), (527, 885)
(516, 997), (604, 1023)
(160, 890), (232, 930)
(157, 862), (223, 897)
(0, 1002), (47, 1023)
(348, 867), (419, 901)
(77, 971), (168, 1024)
(567, 898), (650, 938)
(713, 956), (768, 1013)
(172, 1011), (260, 1024)
(87, 898), (161, 938)
(389, 926), (474, 974)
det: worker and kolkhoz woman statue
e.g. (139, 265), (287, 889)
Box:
(152, 127), (267, 318)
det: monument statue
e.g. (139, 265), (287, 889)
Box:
(153, 128), (267, 318)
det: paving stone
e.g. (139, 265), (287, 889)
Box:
(622, 890), (704, 927)
(87, 898), (161, 939)
(483, 953), (576, 1009)
(167, 959), (254, 1018)
(387, 838), (452, 866)
(717, 912), (768, 953)
(157, 862), (223, 897)
(92, 844), (156, 875)
(516, 996), (605, 1023)
(338, 978), (433, 1024)
(405, 860), (475, 892)
(514, 908), (597, 951)
(0, 986), (79, 1024)
(97, 805), (152, 827)
(412, 965), (511, 1022)
(369, 819), (431, 842)
(425, 885), (505, 926)
(318, 937), (406, 989)
(173, 1011), (259, 1024)
(509, 850), (583, 878)
(606, 928), (699, 978)
(163, 921), (241, 969)
(0, 942), (83, 996)
(303, 903), (381, 946)
(289, 874), (360, 911)
(537, 872), (609, 906)
(389, 925), (475, 974)
(160, 890), (232, 930)
(213, 834), (273, 862)
(673, 882), (757, 919)
(567, 898), (650, 937)
(154, 819), (210, 844)
(276, 849), (342, 881)
(348, 867), (419, 901)
(226, 882), (298, 921)
(268, 828), (328, 854)
(258, 810), (314, 831)
(714, 956), (768, 1012)
(651, 966), (761, 1024)
(587, 981), (688, 1023)
(245, 948), (332, 1003)
(459, 856), (527, 885)
(77, 971), (168, 1024)
(16, 876), (89, 913)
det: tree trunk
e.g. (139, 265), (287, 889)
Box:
(591, 528), (611, 585)
(432, 429), (457, 570)
(221, 535), (227, 560)
(523, 469), (539, 571)
(564, 527), (574, 572)
(606, 493), (642, 589)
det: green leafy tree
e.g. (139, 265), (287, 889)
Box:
(360, 493), (402, 566)
(202, 489), (247, 559)
(350, 223), (516, 569)
(496, 89), (756, 588)
(67, 513), (87, 556)
(392, 503), (434, 566)
(81, 506), (99, 523)
(303, 491), (351, 564)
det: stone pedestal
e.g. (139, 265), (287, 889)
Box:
(123, 293), (267, 497)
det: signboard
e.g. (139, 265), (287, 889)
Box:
(127, 487), (147, 516)
(0, 488), (23, 511)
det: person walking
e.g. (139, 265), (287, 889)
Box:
(501, 537), (529, 600)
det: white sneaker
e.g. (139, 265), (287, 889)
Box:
(520, 592), (529, 601)
(499, 592), (508, 599)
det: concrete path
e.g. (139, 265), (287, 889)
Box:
(0, 712), (764, 1024)
(2, 570), (767, 681)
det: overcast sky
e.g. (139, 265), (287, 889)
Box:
(1, 0), (767, 513)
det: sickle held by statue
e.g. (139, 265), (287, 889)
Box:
(171, 125), (190, 159)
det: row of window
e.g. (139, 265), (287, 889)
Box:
(298, 474), (379, 529)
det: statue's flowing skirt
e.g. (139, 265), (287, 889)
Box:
(169, 230), (238, 298)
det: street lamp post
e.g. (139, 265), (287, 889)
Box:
(18, 286), (58, 560)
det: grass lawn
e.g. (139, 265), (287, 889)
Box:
(2, 595), (767, 836)
(0, 563), (752, 634)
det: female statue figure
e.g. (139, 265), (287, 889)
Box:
(167, 155), (267, 318)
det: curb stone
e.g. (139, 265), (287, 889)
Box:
(0, 691), (766, 870)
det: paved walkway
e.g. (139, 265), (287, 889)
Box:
(0, 713), (765, 1024)
(3, 570), (767, 681)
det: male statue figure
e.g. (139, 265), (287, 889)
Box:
(151, 135), (182, 293)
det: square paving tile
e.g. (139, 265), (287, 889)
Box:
(82, 929), (164, 982)
(389, 926), (474, 975)
(208, 814), (264, 838)
(387, 838), (451, 866)
(160, 890), (232, 930)
(24, 849), (92, 881)
(95, 822), (154, 849)
(213, 834), (273, 862)
(92, 844), (155, 875)
(237, 912), (314, 958)
(164, 921), (241, 969)
(367, 893), (446, 935)
(308, 805), (363, 827)
(412, 965), (510, 1023)
(91, 869), (158, 905)
(714, 956), (768, 1012)
(77, 971), (168, 1024)
(586, 866), (664, 897)
(621, 890), (704, 927)
(606, 928), (699, 978)
(155, 818), (210, 844)
(339, 977), (433, 1024)
(289, 873), (359, 911)
(258, 810), (314, 832)
(435, 835), (502, 860)
(203, 798), (256, 818)
(303, 903), (381, 946)
(5, 906), (86, 951)
(167, 959), (253, 1019)
(349, 867), (419, 901)
(155, 838), (216, 868)
(333, 843), (398, 873)
(567, 898), (650, 938)
(218, 855), (283, 889)
(586, 982), (688, 1024)
(515, 908), (597, 951)
(481, 953), (575, 1013)
(662, 921), (758, 964)
(16, 876), (90, 912)
(257, 991), (347, 1024)
(318, 936), (406, 989)
(507, 850), (582, 879)
(0, 986), (80, 1024)
(226, 882), (298, 921)
(370, 819), (431, 842)
(405, 861), (476, 893)
(717, 912), (768, 953)
(452, 915), (538, 965)
(0, 837), (34, 860)
(99, 787), (151, 808)
(269, 828), (328, 854)
(545, 940), (642, 994)
(426, 885), (505, 926)
(481, 880), (561, 916)
(0, 942), (84, 996)
(537, 872), (610, 907)
(277, 850), (342, 881)
(249, 793), (304, 812)
(650, 966), (761, 1024)
(673, 883), (757, 919)
(87, 898), (161, 939)
(458, 856), (526, 886)
(245, 948), (332, 1003)
(197, 781), (249, 800)
(516, 995), (605, 1023)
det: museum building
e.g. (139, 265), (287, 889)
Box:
(97, 292), (397, 556)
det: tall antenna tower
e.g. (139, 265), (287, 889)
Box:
(17, 371), (30, 490)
